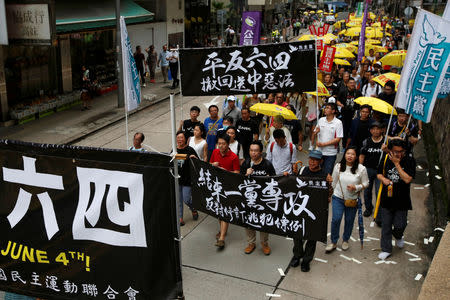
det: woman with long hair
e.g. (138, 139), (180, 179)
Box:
(188, 124), (207, 162)
(325, 146), (369, 253)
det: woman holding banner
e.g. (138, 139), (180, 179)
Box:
(326, 146), (369, 253)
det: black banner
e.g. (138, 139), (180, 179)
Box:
(0, 140), (181, 300)
(190, 159), (329, 242)
(180, 41), (317, 96)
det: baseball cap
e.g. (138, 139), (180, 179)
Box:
(227, 95), (237, 102)
(327, 96), (336, 103)
(309, 150), (323, 159)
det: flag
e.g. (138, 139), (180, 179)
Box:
(437, 1), (450, 98)
(357, 0), (369, 62)
(239, 11), (261, 46)
(356, 2), (364, 18)
(395, 9), (450, 123)
(120, 16), (141, 112)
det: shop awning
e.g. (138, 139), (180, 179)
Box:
(56, 0), (154, 33)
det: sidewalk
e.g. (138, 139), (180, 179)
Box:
(0, 72), (179, 145)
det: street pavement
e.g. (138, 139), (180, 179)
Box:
(0, 82), (436, 299)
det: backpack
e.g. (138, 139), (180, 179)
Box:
(270, 141), (294, 156)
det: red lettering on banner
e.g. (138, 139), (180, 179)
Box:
(323, 24), (330, 34)
(316, 40), (323, 51)
(319, 45), (336, 73)
(317, 27), (324, 37)
(309, 25), (317, 36)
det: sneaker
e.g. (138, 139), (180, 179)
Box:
(342, 241), (349, 251)
(192, 210), (199, 221)
(301, 262), (310, 272)
(215, 239), (225, 249)
(325, 243), (337, 253)
(378, 251), (391, 260)
(261, 242), (271, 255)
(363, 209), (372, 217)
(179, 219), (185, 226)
(244, 243), (256, 254)
(290, 256), (300, 267)
(396, 238), (405, 249)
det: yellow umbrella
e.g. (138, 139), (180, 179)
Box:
(338, 29), (347, 35)
(354, 97), (397, 115)
(249, 103), (297, 120)
(334, 58), (351, 66)
(304, 11), (309, 15)
(369, 12), (376, 20)
(317, 10), (323, 13)
(297, 34), (316, 41)
(344, 27), (362, 37)
(310, 10), (315, 14)
(350, 40), (359, 45)
(333, 47), (355, 58)
(322, 33), (338, 44)
(335, 43), (357, 50)
(366, 38), (381, 44)
(379, 50), (407, 67)
(373, 73), (401, 91)
(305, 80), (330, 97)
(366, 28), (384, 38)
(364, 45), (388, 55)
(346, 21), (363, 27)
(372, 22), (392, 29)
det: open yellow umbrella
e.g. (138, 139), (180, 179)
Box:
(366, 28), (384, 38)
(297, 34), (316, 41)
(249, 103), (297, 120)
(366, 38), (381, 44)
(317, 10), (323, 13)
(335, 43), (357, 51)
(305, 80), (330, 97)
(354, 97), (397, 115)
(379, 50), (407, 67)
(372, 22), (392, 29)
(322, 33), (338, 44)
(373, 73), (401, 91)
(344, 27), (362, 37)
(364, 45), (388, 55)
(310, 10), (315, 14)
(304, 11), (309, 15)
(346, 21), (363, 27)
(333, 48), (355, 58)
(369, 12), (376, 20)
(334, 58), (351, 66)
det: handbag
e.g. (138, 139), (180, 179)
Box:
(338, 173), (358, 208)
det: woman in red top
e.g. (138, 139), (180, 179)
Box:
(210, 134), (240, 249)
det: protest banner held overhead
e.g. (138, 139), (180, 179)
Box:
(0, 140), (181, 300)
(319, 45), (336, 73)
(395, 9), (450, 122)
(239, 11), (261, 46)
(179, 41), (317, 96)
(190, 160), (329, 242)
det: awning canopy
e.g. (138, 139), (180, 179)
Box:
(56, 0), (154, 33)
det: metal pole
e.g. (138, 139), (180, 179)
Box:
(116, 0), (124, 108)
(170, 93), (183, 296)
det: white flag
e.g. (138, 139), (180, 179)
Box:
(395, 9), (450, 123)
(120, 17), (141, 112)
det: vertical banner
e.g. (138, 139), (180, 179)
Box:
(317, 39), (323, 51)
(240, 11), (261, 46)
(309, 25), (317, 35)
(437, 1), (450, 99)
(0, 140), (182, 300)
(395, 9), (450, 123)
(357, 0), (369, 62)
(319, 45), (336, 72)
(356, 2), (364, 17)
(323, 23), (330, 35)
(0, 0), (7, 45)
(120, 17), (141, 112)
(317, 27), (324, 37)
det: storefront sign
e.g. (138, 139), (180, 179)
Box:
(179, 41), (316, 96)
(5, 3), (52, 44)
(0, 139), (182, 300)
(239, 11), (261, 46)
(190, 160), (329, 242)
(0, 0), (7, 45)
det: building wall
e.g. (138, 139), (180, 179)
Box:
(166, 0), (184, 35)
(127, 22), (167, 66)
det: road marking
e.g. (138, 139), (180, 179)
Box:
(405, 251), (418, 258)
(415, 274), (423, 281)
(277, 268), (285, 276)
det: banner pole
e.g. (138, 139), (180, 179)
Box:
(125, 107), (129, 149)
(378, 106), (395, 165)
(170, 93), (184, 297)
(315, 36), (319, 122)
(177, 45), (183, 122)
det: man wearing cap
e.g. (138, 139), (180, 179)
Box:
(359, 121), (384, 217)
(373, 61), (383, 76)
(290, 150), (331, 272)
(222, 95), (241, 126)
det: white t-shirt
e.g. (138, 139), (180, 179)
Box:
(332, 164), (369, 200)
(362, 83), (381, 97)
(317, 116), (343, 156)
(189, 138), (206, 161)
(268, 126), (292, 144)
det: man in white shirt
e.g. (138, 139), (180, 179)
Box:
(166, 46), (179, 89)
(129, 132), (147, 152)
(265, 115), (292, 144)
(362, 75), (382, 97)
(266, 129), (298, 175)
(312, 103), (343, 175)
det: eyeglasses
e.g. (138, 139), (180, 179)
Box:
(391, 150), (405, 155)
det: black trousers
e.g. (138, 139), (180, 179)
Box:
(293, 238), (316, 264)
(169, 62), (179, 86)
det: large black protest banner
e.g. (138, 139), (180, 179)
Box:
(190, 159), (329, 242)
(179, 41), (317, 96)
(0, 140), (181, 300)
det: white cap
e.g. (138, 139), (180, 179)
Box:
(327, 96), (336, 103)
(227, 95), (237, 101)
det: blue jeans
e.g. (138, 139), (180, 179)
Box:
(331, 195), (358, 244)
(178, 185), (193, 219)
(364, 167), (380, 212)
(322, 155), (337, 175)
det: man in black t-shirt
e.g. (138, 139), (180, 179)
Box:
(285, 105), (303, 151)
(377, 139), (415, 260)
(385, 109), (419, 154)
(347, 104), (373, 151)
(337, 78), (362, 145)
(236, 108), (259, 159)
(133, 46), (146, 87)
(290, 150), (331, 272)
(240, 141), (275, 256)
(359, 121), (384, 217)
(178, 106), (205, 139)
